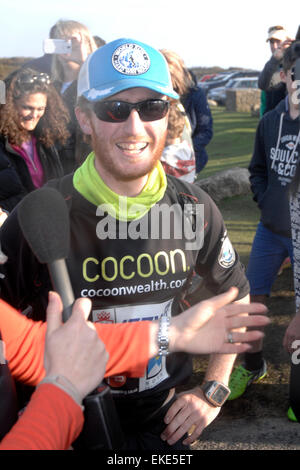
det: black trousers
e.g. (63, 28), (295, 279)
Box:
(120, 394), (190, 451)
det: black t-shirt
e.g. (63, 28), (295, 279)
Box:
(0, 175), (249, 417)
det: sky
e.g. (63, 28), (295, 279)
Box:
(0, 0), (299, 71)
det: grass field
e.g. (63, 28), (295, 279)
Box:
(197, 106), (259, 179)
(198, 106), (261, 265)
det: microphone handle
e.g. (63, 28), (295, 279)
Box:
(47, 259), (75, 322)
(47, 259), (124, 449)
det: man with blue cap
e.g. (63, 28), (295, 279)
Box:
(0, 38), (250, 450)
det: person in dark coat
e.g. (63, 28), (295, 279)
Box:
(259, 25), (293, 115)
(161, 49), (213, 174)
(0, 68), (70, 213)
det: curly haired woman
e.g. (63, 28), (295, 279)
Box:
(0, 68), (70, 212)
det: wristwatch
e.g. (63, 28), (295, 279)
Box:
(201, 381), (231, 407)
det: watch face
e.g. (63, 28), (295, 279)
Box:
(205, 382), (230, 406)
(112, 43), (151, 75)
(213, 385), (229, 404)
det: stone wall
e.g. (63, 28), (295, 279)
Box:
(226, 89), (261, 113)
(196, 167), (251, 203)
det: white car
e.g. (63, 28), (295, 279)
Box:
(208, 77), (259, 105)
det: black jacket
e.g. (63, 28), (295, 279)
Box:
(249, 98), (300, 237)
(258, 55), (287, 115)
(0, 136), (64, 212)
(181, 86), (213, 173)
(53, 80), (92, 172)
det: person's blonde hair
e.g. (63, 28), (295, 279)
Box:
(50, 19), (97, 82)
(160, 49), (193, 96)
(166, 104), (185, 141)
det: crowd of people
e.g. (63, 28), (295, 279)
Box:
(228, 26), (300, 422)
(0, 18), (299, 450)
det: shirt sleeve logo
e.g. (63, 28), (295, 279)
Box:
(218, 236), (236, 269)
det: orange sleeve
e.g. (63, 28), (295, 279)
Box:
(0, 299), (151, 386)
(0, 299), (47, 385)
(0, 384), (83, 450)
(95, 321), (151, 378)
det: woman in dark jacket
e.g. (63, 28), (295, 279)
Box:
(0, 68), (70, 213)
(161, 49), (213, 174)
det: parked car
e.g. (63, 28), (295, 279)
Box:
(200, 70), (259, 95)
(198, 72), (232, 88)
(207, 76), (259, 105)
(199, 74), (217, 82)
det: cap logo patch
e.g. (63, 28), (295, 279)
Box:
(112, 43), (150, 76)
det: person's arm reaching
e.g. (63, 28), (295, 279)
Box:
(1, 288), (268, 388)
(0, 293), (108, 450)
(0, 384), (84, 450)
(0, 296), (151, 386)
(0, 288), (268, 450)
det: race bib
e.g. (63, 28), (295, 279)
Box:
(92, 299), (173, 392)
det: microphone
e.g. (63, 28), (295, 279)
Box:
(17, 187), (74, 322)
(17, 186), (124, 449)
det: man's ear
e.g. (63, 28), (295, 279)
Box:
(75, 106), (92, 135)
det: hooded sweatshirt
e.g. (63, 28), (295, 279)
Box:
(249, 97), (300, 237)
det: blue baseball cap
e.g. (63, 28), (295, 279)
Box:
(77, 38), (179, 101)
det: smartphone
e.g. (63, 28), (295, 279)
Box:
(43, 39), (72, 54)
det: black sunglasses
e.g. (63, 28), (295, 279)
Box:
(92, 99), (170, 123)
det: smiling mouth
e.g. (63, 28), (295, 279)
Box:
(116, 142), (149, 153)
(23, 118), (38, 123)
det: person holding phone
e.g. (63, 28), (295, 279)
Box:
(48, 20), (99, 172)
(0, 67), (69, 213)
(49, 20), (97, 94)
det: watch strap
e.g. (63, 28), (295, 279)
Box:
(157, 315), (170, 356)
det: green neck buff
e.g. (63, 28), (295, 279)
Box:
(73, 152), (167, 221)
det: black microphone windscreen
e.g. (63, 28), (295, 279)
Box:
(18, 187), (70, 264)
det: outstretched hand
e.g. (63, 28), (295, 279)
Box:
(170, 287), (269, 355)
